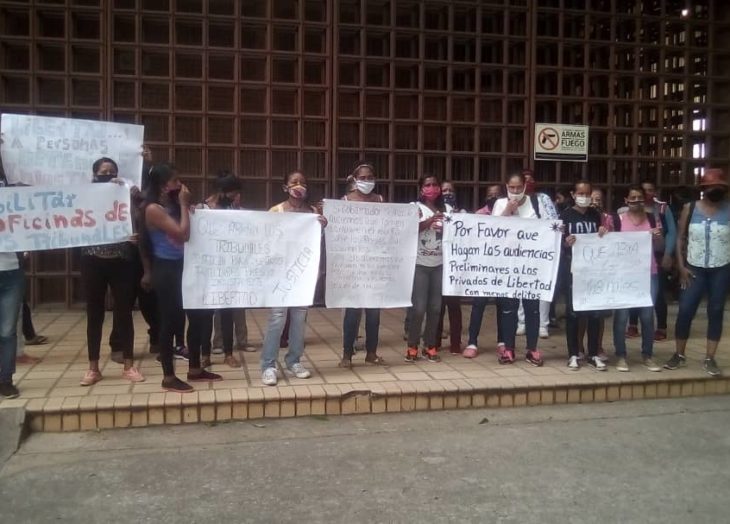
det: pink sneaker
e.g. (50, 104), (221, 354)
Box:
(526, 349), (544, 367)
(497, 345), (515, 364)
(80, 369), (102, 386)
(463, 345), (478, 359)
(122, 366), (146, 383)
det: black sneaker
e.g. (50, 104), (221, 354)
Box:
(664, 353), (686, 370)
(0, 383), (19, 399)
(703, 358), (721, 377)
(187, 370), (223, 382)
(173, 345), (190, 361)
(161, 376), (193, 393)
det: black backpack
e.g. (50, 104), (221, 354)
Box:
(529, 194), (541, 219)
(612, 212), (656, 232)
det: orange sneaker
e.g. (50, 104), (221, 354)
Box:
(423, 347), (441, 363)
(404, 346), (419, 362)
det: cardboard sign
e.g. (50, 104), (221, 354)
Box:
(0, 183), (133, 252)
(1, 114), (144, 186)
(571, 231), (653, 311)
(182, 209), (322, 309)
(442, 214), (563, 301)
(323, 199), (419, 308)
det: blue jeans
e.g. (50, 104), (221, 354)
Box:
(260, 307), (307, 371)
(0, 269), (24, 384)
(343, 308), (380, 357)
(675, 264), (730, 341)
(613, 275), (659, 358)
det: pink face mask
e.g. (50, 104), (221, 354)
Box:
(421, 186), (441, 201)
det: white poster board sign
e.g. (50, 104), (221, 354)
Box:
(534, 123), (589, 162)
(323, 199), (419, 308)
(182, 209), (322, 309)
(442, 214), (562, 301)
(571, 231), (653, 311)
(1, 114), (144, 186)
(0, 183), (133, 252)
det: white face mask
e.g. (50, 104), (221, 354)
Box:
(507, 189), (525, 202)
(575, 196), (592, 208)
(355, 180), (375, 195)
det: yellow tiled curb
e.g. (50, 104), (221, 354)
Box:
(14, 375), (730, 432)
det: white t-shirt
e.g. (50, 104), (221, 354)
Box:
(492, 196), (540, 219)
(0, 253), (19, 271)
(415, 201), (453, 267)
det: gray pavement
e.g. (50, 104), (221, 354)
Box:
(2, 397), (730, 523)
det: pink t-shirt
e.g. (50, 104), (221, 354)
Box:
(618, 213), (660, 274)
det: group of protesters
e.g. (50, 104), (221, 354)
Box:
(1, 150), (728, 397)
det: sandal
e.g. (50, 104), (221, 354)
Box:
(338, 358), (353, 369)
(364, 354), (386, 365)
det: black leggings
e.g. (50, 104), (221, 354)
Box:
(81, 256), (136, 361)
(152, 258), (184, 376)
(186, 309), (213, 369)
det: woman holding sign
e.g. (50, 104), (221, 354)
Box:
(665, 168), (730, 377)
(560, 180), (608, 371)
(80, 158), (145, 387)
(339, 163), (386, 368)
(491, 172), (550, 367)
(404, 174), (452, 363)
(144, 164), (221, 393)
(260, 170), (327, 386)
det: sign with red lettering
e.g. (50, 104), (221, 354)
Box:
(182, 209), (322, 308)
(1, 114), (144, 186)
(0, 183), (133, 252)
(534, 123), (589, 162)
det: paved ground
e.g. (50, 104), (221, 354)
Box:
(1, 396), (729, 523)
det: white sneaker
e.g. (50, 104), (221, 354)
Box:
(285, 363), (311, 379)
(643, 357), (662, 372)
(211, 347), (224, 355)
(588, 356), (607, 371)
(516, 325), (526, 336)
(616, 357), (630, 372)
(539, 327), (549, 339)
(567, 355), (580, 370)
(261, 367), (278, 386)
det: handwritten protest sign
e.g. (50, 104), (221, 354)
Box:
(0, 183), (133, 252)
(442, 214), (562, 301)
(571, 231), (652, 311)
(1, 114), (144, 186)
(323, 200), (419, 308)
(182, 209), (321, 309)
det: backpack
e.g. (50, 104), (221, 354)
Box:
(529, 194), (541, 219)
(611, 212), (656, 232)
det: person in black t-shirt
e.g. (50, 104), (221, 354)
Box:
(560, 180), (608, 371)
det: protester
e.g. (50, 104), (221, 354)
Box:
(79, 158), (144, 386)
(437, 180), (464, 355)
(404, 174), (451, 363)
(260, 170), (327, 386)
(560, 180), (608, 371)
(491, 172), (551, 366)
(665, 168), (730, 376)
(611, 186), (663, 372)
(338, 163), (386, 368)
(0, 251), (22, 398)
(144, 163), (221, 393)
(625, 180), (676, 341)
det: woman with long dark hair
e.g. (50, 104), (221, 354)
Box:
(144, 164), (220, 392)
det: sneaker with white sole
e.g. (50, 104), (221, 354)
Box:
(516, 325), (526, 336)
(539, 327), (549, 339)
(211, 347), (224, 355)
(285, 363), (312, 379)
(642, 357), (662, 372)
(616, 357), (630, 372)
(586, 356), (607, 371)
(261, 367), (278, 386)
(567, 355), (580, 370)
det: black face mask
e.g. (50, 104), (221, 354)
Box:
(485, 197), (497, 210)
(705, 188), (728, 203)
(443, 194), (457, 207)
(93, 174), (115, 183)
(556, 201), (570, 212)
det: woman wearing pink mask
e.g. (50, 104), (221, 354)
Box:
(404, 174), (452, 363)
(260, 170), (327, 386)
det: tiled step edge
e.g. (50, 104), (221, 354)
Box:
(16, 376), (730, 432)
